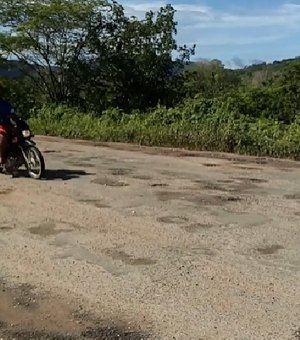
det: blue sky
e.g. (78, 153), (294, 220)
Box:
(121, 0), (300, 67)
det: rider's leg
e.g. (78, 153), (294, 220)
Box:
(0, 129), (9, 167)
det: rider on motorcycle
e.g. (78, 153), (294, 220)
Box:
(0, 86), (16, 172)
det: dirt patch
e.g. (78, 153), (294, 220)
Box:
(202, 163), (220, 168)
(43, 150), (59, 154)
(232, 177), (268, 184)
(293, 327), (300, 340)
(217, 179), (235, 184)
(166, 246), (215, 258)
(156, 191), (190, 202)
(158, 170), (194, 180)
(227, 178), (263, 193)
(150, 183), (169, 187)
(159, 170), (181, 177)
(257, 245), (284, 255)
(91, 177), (128, 187)
(3, 326), (147, 340)
(80, 157), (99, 162)
(285, 193), (300, 200)
(104, 249), (156, 266)
(0, 187), (13, 195)
(81, 325), (148, 339)
(65, 159), (96, 168)
(254, 158), (268, 165)
(175, 151), (202, 158)
(11, 283), (37, 309)
(79, 199), (111, 209)
(1, 330), (76, 339)
(234, 166), (262, 171)
(213, 210), (269, 228)
(193, 180), (230, 192)
(278, 168), (293, 172)
(157, 216), (189, 224)
(109, 168), (134, 176)
(187, 194), (242, 206)
(0, 225), (14, 232)
(183, 223), (213, 233)
(0, 282), (64, 334)
(157, 190), (242, 206)
(131, 175), (153, 180)
(0, 320), (7, 328)
(29, 221), (74, 238)
(0, 281), (147, 339)
(192, 177), (261, 194)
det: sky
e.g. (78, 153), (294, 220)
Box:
(121, 0), (300, 67)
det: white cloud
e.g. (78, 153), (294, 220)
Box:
(124, 2), (164, 13)
(125, 2), (210, 13)
(191, 6), (300, 29)
(122, 1), (300, 27)
(123, 1), (212, 24)
(124, 2), (209, 13)
(192, 34), (285, 47)
(120, 1), (300, 63)
(281, 3), (300, 12)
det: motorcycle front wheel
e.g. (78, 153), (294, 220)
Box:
(25, 146), (45, 179)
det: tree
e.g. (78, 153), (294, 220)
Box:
(0, 0), (193, 111)
(0, 76), (37, 118)
(184, 60), (240, 99)
(0, 0), (134, 105)
(71, 4), (193, 111)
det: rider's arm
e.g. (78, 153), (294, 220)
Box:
(0, 100), (15, 123)
(9, 106), (20, 126)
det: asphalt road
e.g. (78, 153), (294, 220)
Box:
(0, 136), (300, 339)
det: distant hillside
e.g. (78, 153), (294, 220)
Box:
(1, 56), (300, 80)
(0, 60), (23, 78)
(187, 56), (300, 72)
(241, 57), (300, 72)
(0, 68), (22, 78)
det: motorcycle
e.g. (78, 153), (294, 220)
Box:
(4, 115), (45, 179)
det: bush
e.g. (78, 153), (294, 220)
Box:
(28, 99), (300, 159)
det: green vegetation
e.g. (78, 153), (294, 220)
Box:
(0, 0), (300, 159)
(29, 97), (300, 159)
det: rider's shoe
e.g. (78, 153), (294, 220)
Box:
(1, 166), (10, 175)
(0, 161), (17, 177)
(11, 168), (19, 178)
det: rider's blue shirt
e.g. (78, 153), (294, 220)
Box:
(0, 100), (14, 124)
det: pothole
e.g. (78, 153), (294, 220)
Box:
(202, 163), (220, 168)
(157, 216), (189, 224)
(79, 199), (111, 209)
(109, 168), (133, 176)
(285, 193), (300, 200)
(91, 177), (128, 187)
(256, 245), (284, 255)
(183, 223), (213, 233)
(29, 221), (74, 237)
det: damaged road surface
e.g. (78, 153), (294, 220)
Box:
(0, 136), (300, 339)
(0, 280), (145, 339)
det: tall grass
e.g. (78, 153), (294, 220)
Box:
(28, 100), (300, 159)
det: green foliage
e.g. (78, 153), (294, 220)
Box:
(184, 60), (241, 98)
(0, 76), (37, 118)
(29, 99), (300, 159)
(0, 0), (190, 111)
(0, 1), (299, 159)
